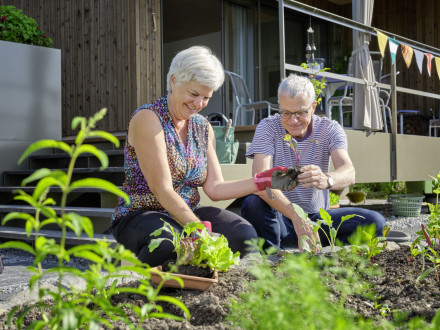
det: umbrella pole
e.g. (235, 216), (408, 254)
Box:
(390, 61), (398, 181)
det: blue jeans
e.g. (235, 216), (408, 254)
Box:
(241, 194), (386, 249)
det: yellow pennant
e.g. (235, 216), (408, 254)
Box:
(436, 57), (440, 80)
(400, 44), (414, 68)
(376, 30), (388, 57)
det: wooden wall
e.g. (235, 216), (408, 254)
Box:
(0, 0), (161, 136)
(372, 0), (440, 118)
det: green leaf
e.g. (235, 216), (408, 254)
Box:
(32, 176), (64, 200)
(341, 214), (357, 222)
(88, 131), (120, 148)
(319, 208), (332, 226)
(71, 117), (86, 131)
(417, 268), (436, 282)
(18, 140), (72, 164)
(75, 145), (108, 170)
(149, 238), (166, 252)
(73, 250), (102, 263)
(2, 212), (34, 225)
(156, 295), (191, 318)
(21, 168), (52, 186)
(292, 203), (308, 220)
(69, 178), (129, 205)
(0, 241), (35, 255)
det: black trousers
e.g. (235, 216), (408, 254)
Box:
(111, 206), (258, 267)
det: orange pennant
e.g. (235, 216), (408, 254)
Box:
(400, 44), (413, 68)
(426, 53), (434, 77)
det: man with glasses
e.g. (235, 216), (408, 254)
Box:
(241, 74), (385, 252)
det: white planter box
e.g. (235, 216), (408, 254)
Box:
(0, 40), (61, 183)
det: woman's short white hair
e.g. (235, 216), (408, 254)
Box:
(166, 46), (224, 91)
(277, 74), (315, 104)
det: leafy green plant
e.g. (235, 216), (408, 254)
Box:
(300, 62), (329, 105)
(350, 225), (390, 262)
(330, 191), (340, 206)
(227, 250), (381, 329)
(149, 221), (240, 272)
(0, 109), (189, 328)
(0, 5), (52, 47)
(306, 209), (357, 252)
(283, 133), (318, 166)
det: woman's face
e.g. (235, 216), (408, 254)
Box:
(279, 92), (316, 138)
(168, 76), (213, 121)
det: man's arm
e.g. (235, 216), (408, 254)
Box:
(298, 148), (355, 190)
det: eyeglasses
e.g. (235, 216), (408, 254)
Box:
(279, 104), (313, 120)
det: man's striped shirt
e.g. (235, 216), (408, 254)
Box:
(246, 114), (348, 214)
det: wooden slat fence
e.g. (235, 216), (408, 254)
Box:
(0, 0), (161, 136)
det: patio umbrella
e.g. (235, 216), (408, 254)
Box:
(352, 0), (383, 130)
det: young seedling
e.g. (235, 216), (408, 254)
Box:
(283, 134), (319, 167)
(312, 209), (357, 252)
(350, 225), (389, 262)
(149, 221), (240, 272)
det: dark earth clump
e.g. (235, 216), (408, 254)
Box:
(162, 260), (214, 278)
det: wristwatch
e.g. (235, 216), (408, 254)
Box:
(325, 173), (334, 189)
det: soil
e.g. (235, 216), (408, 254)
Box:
(1, 204), (439, 328)
(162, 261), (214, 278)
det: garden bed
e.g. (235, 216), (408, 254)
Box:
(1, 203), (439, 328)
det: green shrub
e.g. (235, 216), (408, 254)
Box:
(330, 191), (340, 206)
(0, 5), (52, 47)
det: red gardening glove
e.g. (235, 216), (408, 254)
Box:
(254, 166), (288, 191)
(254, 166), (300, 191)
(200, 221), (212, 233)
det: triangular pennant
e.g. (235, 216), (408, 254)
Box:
(400, 44), (414, 68)
(425, 53), (434, 77)
(376, 30), (388, 57)
(435, 57), (440, 80)
(388, 38), (399, 64)
(414, 49), (424, 74)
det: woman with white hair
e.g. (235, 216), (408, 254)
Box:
(111, 46), (298, 266)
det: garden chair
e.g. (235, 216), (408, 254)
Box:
(325, 56), (354, 128)
(224, 70), (278, 126)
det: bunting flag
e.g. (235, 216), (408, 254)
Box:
(414, 49), (424, 74)
(388, 38), (399, 64)
(376, 30), (388, 57)
(400, 44), (414, 68)
(425, 53), (434, 76)
(436, 57), (440, 80)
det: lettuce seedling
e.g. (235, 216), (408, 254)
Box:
(149, 221), (240, 272)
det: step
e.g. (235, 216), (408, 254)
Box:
(3, 167), (125, 186)
(0, 226), (116, 246)
(30, 150), (124, 169)
(0, 204), (115, 217)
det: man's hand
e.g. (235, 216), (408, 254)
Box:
(293, 219), (321, 253)
(254, 166), (300, 191)
(297, 165), (328, 190)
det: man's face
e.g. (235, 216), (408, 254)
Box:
(279, 92), (316, 138)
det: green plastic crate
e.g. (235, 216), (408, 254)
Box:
(389, 194), (424, 217)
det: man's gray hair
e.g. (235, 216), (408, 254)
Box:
(277, 74), (315, 104)
(166, 46), (224, 91)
